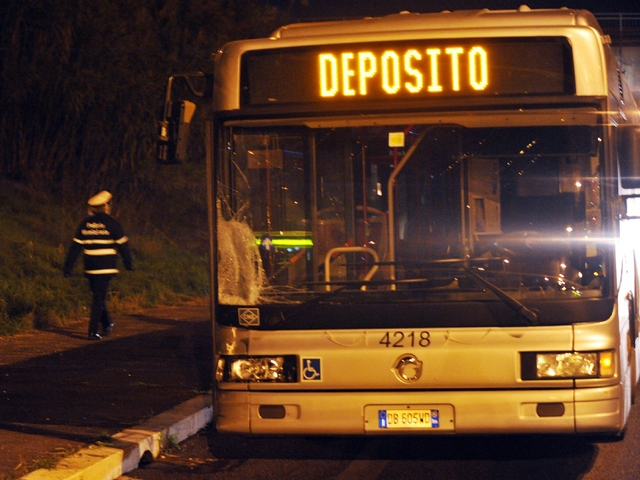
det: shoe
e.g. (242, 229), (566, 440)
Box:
(88, 333), (102, 340)
(103, 324), (114, 337)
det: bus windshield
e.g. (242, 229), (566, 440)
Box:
(218, 123), (608, 314)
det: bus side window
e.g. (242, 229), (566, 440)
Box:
(619, 125), (640, 190)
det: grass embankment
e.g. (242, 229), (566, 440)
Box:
(0, 179), (210, 336)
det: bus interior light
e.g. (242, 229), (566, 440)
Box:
(535, 351), (614, 379)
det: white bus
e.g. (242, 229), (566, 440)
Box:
(160, 7), (640, 435)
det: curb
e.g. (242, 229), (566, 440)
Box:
(21, 394), (213, 480)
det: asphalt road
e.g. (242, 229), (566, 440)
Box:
(0, 299), (211, 478)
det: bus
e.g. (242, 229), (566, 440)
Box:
(159, 7), (640, 436)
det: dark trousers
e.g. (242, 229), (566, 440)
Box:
(88, 275), (113, 335)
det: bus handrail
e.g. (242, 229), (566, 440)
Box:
(324, 246), (380, 292)
(387, 126), (450, 288)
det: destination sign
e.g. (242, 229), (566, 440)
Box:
(240, 37), (574, 107)
(318, 46), (488, 97)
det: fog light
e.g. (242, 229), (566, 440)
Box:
(259, 405), (286, 419)
(536, 403), (565, 417)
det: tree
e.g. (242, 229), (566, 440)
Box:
(0, 0), (283, 198)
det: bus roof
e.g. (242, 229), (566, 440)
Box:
(271, 6), (604, 39)
(213, 5), (610, 110)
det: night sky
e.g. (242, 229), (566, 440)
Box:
(298, 1), (638, 20)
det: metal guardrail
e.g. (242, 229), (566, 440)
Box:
(595, 13), (640, 43)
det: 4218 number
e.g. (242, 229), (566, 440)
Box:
(379, 331), (430, 348)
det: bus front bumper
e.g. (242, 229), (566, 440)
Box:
(215, 386), (623, 435)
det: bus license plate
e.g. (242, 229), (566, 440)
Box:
(379, 409), (439, 429)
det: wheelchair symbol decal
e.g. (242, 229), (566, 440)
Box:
(301, 358), (322, 381)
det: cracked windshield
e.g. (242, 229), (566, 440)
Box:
(218, 124), (605, 310)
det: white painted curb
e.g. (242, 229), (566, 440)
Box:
(22, 394), (213, 480)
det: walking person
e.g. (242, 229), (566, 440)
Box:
(63, 191), (133, 340)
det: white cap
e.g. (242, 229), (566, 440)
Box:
(88, 190), (113, 206)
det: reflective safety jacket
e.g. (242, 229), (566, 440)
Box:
(63, 212), (133, 276)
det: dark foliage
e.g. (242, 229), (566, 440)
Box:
(0, 1), (291, 332)
(0, 0), (284, 203)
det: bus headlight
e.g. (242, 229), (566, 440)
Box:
(521, 351), (614, 380)
(216, 355), (297, 382)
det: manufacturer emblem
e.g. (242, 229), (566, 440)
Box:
(392, 354), (423, 383)
(238, 307), (260, 326)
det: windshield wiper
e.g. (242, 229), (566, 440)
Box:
(462, 266), (538, 325)
(281, 276), (438, 324)
(273, 262), (538, 326)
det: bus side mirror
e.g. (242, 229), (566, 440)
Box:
(157, 100), (196, 164)
(619, 125), (640, 189)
